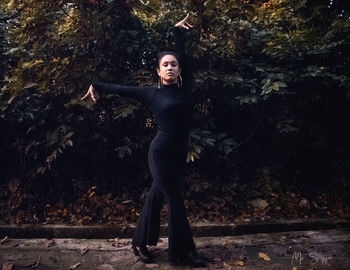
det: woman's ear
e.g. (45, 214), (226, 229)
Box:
(157, 68), (160, 76)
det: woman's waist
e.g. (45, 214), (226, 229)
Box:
(150, 133), (188, 158)
(156, 128), (189, 140)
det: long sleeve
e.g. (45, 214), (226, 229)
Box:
(91, 82), (155, 104)
(173, 27), (193, 90)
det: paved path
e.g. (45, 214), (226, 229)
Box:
(1, 229), (349, 269)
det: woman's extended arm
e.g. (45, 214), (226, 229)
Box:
(174, 14), (193, 90)
(81, 82), (154, 104)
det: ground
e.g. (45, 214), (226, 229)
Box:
(1, 228), (350, 270)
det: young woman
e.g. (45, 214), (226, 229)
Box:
(81, 14), (206, 268)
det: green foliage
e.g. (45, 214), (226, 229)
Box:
(1, 0), (153, 184)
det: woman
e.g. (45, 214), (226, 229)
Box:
(81, 14), (206, 268)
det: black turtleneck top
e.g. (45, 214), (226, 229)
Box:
(91, 27), (193, 142)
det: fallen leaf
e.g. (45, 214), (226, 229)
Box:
(224, 238), (234, 245)
(121, 200), (132, 204)
(69, 262), (81, 269)
(106, 238), (119, 242)
(0, 236), (10, 244)
(2, 262), (13, 270)
(213, 257), (222, 262)
(223, 261), (232, 270)
(145, 263), (159, 268)
(292, 267), (297, 270)
(80, 248), (88, 255)
(46, 240), (55, 247)
(258, 252), (271, 261)
(234, 260), (245, 266)
(83, 216), (92, 221)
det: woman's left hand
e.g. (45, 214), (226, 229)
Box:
(175, 13), (193, 30)
(81, 84), (100, 104)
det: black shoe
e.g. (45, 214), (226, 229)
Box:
(132, 244), (153, 263)
(169, 250), (206, 268)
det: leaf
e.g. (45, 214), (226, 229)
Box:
(223, 261), (232, 269)
(121, 200), (132, 204)
(22, 59), (44, 68)
(0, 236), (10, 244)
(23, 82), (38, 89)
(69, 262), (81, 269)
(258, 252), (271, 261)
(205, 138), (215, 146)
(271, 82), (280, 91)
(113, 238), (119, 243)
(106, 238), (119, 242)
(234, 260), (245, 266)
(224, 238), (234, 245)
(232, 75), (244, 83)
(45, 239), (55, 247)
(194, 145), (202, 153)
(191, 152), (200, 159)
(275, 81), (287, 87)
(145, 263), (159, 268)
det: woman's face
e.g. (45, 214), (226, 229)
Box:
(157, 54), (181, 85)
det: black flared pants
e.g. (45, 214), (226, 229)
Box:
(131, 132), (196, 257)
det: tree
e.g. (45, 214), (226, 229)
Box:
(1, 0), (349, 195)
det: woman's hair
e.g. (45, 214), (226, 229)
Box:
(157, 51), (181, 68)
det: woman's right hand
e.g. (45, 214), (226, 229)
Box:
(175, 13), (193, 30)
(81, 84), (100, 103)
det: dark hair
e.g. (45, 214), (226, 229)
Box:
(157, 51), (181, 68)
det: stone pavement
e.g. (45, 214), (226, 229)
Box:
(1, 228), (350, 270)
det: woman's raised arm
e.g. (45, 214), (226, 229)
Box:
(174, 13), (193, 90)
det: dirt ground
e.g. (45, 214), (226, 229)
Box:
(1, 228), (349, 270)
